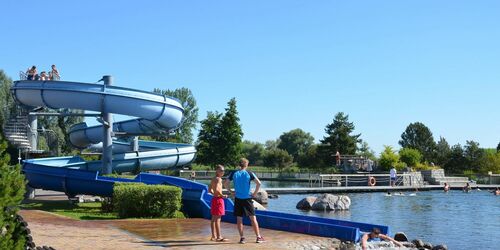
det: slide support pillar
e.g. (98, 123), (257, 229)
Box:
(102, 75), (113, 174)
(28, 114), (38, 150)
(132, 136), (139, 152)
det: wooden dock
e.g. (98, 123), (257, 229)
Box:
(262, 184), (499, 194)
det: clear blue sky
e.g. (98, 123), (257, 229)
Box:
(2, 1), (500, 154)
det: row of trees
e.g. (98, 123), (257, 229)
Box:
(195, 101), (500, 175)
(195, 109), (370, 170)
(396, 122), (500, 174)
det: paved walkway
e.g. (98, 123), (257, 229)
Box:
(20, 209), (340, 250)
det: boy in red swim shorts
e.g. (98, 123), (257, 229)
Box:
(209, 165), (228, 242)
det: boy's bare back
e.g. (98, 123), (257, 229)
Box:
(209, 176), (223, 197)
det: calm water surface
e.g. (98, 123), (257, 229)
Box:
(266, 190), (499, 250)
(198, 179), (499, 249)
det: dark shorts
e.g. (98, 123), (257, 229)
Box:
(391, 177), (397, 181)
(234, 198), (255, 217)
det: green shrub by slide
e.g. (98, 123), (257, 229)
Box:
(113, 182), (182, 218)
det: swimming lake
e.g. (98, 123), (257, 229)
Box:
(198, 180), (500, 249)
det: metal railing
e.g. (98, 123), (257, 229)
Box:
(179, 170), (426, 187)
(19, 70), (60, 81)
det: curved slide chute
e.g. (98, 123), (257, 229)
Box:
(12, 80), (196, 172)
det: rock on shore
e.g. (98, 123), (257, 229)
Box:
(296, 194), (351, 211)
(253, 190), (269, 204)
(296, 196), (317, 210)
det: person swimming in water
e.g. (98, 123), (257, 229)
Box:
(463, 182), (472, 193)
(361, 228), (403, 250)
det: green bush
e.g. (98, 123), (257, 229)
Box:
(113, 182), (182, 218)
(414, 162), (439, 171)
(379, 145), (404, 171)
(399, 148), (422, 167)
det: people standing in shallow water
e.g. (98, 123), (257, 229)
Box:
(443, 183), (450, 192)
(463, 182), (471, 192)
(492, 187), (500, 196)
(361, 228), (403, 250)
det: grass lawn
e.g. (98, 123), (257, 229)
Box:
(21, 200), (118, 220)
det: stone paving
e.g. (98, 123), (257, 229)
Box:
(20, 208), (340, 250)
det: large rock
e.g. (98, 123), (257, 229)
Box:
(296, 196), (317, 210)
(336, 195), (351, 210)
(432, 244), (448, 250)
(312, 194), (337, 210)
(412, 239), (424, 248)
(311, 194), (351, 211)
(423, 242), (433, 249)
(252, 200), (266, 210)
(394, 232), (409, 242)
(253, 190), (269, 204)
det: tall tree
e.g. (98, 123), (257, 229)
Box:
(435, 137), (451, 167)
(263, 148), (293, 171)
(277, 128), (314, 161)
(153, 87), (199, 144)
(497, 141), (500, 153)
(218, 98), (243, 166)
(0, 133), (26, 249)
(297, 144), (327, 169)
(444, 143), (466, 174)
(195, 98), (243, 168)
(479, 151), (500, 174)
(265, 139), (279, 150)
(357, 141), (376, 160)
(320, 112), (361, 163)
(241, 140), (265, 166)
(57, 108), (84, 154)
(399, 122), (436, 162)
(0, 70), (16, 126)
(463, 140), (484, 172)
(195, 111), (222, 167)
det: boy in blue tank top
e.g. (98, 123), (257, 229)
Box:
(224, 158), (265, 244)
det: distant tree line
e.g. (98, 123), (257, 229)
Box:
(196, 110), (373, 171)
(381, 122), (500, 175)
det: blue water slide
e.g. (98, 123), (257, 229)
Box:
(12, 80), (196, 170)
(13, 80), (389, 242)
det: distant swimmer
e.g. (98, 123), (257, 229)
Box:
(385, 192), (392, 197)
(463, 183), (472, 193)
(443, 183), (450, 192)
(492, 187), (500, 196)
